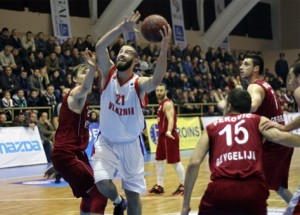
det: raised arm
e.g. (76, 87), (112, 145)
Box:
(138, 24), (172, 94)
(95, 11), (141, 83)
(181, 130), (209, 215)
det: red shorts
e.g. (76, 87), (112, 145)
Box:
(199, 177), (269, 215)
(52, 148), (99, 198)
(262, 142), (294, 190)
(156, 131), (180, 163)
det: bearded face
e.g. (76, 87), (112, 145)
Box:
(116, 57), (133, 71)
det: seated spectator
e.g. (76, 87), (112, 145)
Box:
(0, 27), (12, 51)
(40, 66), (50, 90)
(35, 51), (46, 69)
(35, 32), (47, 55)
(12, 88), (27, 108)
(204, 105), (221, 116)
(12, 47), (23, 75)
(0, 90), (14, 120)
(62, 49), (74, 74)
(49, 70), (65, 102)
(45, 51), (59, 75)
(10, 29), (22, 50)
(0, 45), (17, 71)
(20, 31), (36, 58)
(54, 45), (66, 73)
(27, 89), (41, 107)
(89, 110), (99, 122)
(11, 111), (27, 126)
(40, 84), (57, 111)
(73, 37), (85, 52)
(27, 111), (52, 162)
(22, 51), (36, 74)
(16, 70), (30, 96)
(0, 66), (18, 94)
(28, 68), (45, 96)
(0, 112), (9, 127)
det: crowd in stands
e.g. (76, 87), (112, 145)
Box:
(0, 27), (298, 127)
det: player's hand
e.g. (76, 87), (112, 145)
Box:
(159, 24), (172, 49)
(85, 49), (97, 68)
(181, 205), (191, 215)
(261, 121), (286, 131)
(121, 11), (141, 32)
(166, 131), (175, 139)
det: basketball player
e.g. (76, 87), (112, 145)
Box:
(262, 62), (300, 215)
(148, 83), (185, 196)
(93, 11), (171, 215)
(51, 50), (108, 215)
(239, 53), (294, 203)
(181, 89), (300, 215)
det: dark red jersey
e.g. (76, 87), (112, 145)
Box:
(157, 98), (177, 134)
(206, 113), (265, 181)
(54, 90), (89, 151)
(253, 80), (284, 124)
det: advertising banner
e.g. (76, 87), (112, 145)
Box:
(145, 117), (201, 153)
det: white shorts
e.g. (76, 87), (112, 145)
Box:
(92, 134), (146, 195)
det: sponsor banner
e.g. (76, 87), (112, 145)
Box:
(0, 127), (47, 168)
(170, 0), (187, 48)
(50, 0), (72, 44)
(214, 0), (230, 49)
(145, 117), (201, 153)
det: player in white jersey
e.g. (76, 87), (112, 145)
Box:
(93, 11), (172, 215)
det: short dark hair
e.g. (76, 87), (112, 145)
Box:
(122, 45), (138, 58)
(227, 89), (252, 113)
(245, 53), (264, 75)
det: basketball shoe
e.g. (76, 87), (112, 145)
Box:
(172, 184), (184, 196)
(113, 196), (127, 215)
(148, 184), (164, 194)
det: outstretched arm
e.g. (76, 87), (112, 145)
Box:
(181, 130), (209, 215)
(95, 11), (141, 83)
(70, 50), (97, 100)
(138, 24), (172, 93)
(260, 116), (300, 147)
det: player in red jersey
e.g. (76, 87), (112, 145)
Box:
(181, 89), (300, 215)
(148, 83), (185, 196)
(239, 53), (294, 203)
(51, 50), (108, 215)
(262, 62), (300, 215)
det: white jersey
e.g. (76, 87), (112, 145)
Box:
(100, 67), (146, 142)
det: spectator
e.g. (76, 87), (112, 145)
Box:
(0, 27), (12, 51)
(0, 66), (18, 93)
(73, 37), (85, 52)
(11, 47), (23, 75)
(35, 32), (47, 55)
(45, 51), (59, 75)
(54, 45), (66, 73)
(28, 68), (45, 96)
(0, 112), (9, 127)
(10, 29), (22, 49)
(49, 70), (65, 101)
(40, 84), (57, 110)
(0, 45), (17, 70)
(0, 90), (14, 120)
(37, 111), (55, 143)
(27, 111), (52, 162)
(27, 89), (40, 107)
(20, 31), (36, 58)
(16, 70), (30, 96)
(22, 51), (36, 74)
(12, 88), (27, 108)
(45, 36), (57, 55)
(82, 34), (95, 52)
(275, 52), (289, 87)
(11, 111), (27, 127)
(35, 51), (46, 69)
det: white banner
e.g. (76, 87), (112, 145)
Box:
(170, 0), (187, 48)
(50, 0), (72, 44)
(0, 127), (47, 168)
(214, 0), (230, 49)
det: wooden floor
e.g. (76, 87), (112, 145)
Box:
(0, 148), (299, 215)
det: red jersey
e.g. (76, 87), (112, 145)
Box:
(253, 80), (284, 124)
(157, 98), (177, 134)
(206, 113), (265, 181)
(54, 90), (89, 151)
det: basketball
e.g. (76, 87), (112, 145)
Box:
(141, 14), (169, 43)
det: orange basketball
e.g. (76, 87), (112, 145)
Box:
(141, 14), (169, 42)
